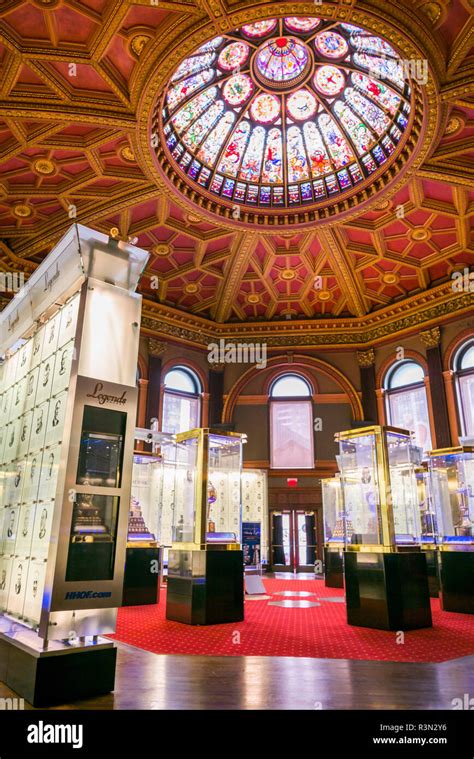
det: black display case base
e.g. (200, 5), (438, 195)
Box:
(324, 546), (344, 588)
(344, 550), (432, 631)
(166, 549), (244, 625)
(439, 550), (474, 614)
(122, 546), (160, 606)
(0, 625), (116, 707)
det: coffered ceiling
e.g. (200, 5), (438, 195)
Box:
(0, 0), (473, 349)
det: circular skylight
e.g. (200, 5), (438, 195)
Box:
(155, 17), (415, 224)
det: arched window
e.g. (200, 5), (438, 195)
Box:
(269, 373), (314, 469)
(454, 340), (474, 437)
(162, 366), (201, 434)
(384, 360), (432, 452)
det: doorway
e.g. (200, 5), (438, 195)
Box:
(270, 510), (317, 572)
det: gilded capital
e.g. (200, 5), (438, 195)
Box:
(209, 362), (226, 372)
(148, 338), (167, 357)
(356, 349), (376, 368)
(419, 327), (441, 348)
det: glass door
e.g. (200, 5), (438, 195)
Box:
(271, 510), (317, 572)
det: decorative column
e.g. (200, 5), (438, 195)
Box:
(442, 369), (460, 446)
(208, 362), (225, 426)
(420, 327), (451, 449)
(146, 339), (166, 429)
(356, 348), (378, 424)
(136, 378), (149, 451)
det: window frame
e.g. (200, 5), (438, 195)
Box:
(384, 360), (432, 451)
(269, 373), (314, 470)
(162, 366), (202, 433)
(453, 340), (474, 437)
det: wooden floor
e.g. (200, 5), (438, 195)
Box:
(1, 643), (473, 710)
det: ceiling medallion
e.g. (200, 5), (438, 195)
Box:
(411, 228), (430, 241)
(152, 16), (425, 229)
(382, 272), (399, 285)
(32, 158), (56, 176)
(247, 293), (260, 304)
(316, 290), (331, 301)
(154, 243), (171, 256)
(445, 113), (464, 137)
(184, 282), (199, 294)
(186, 212), (202, 223)
(120, 145), (135, 162)
(13, 203), (33, 219)
(281, 268), (296, 280)
(130, 34), (152, 59)
(375, 199), (391, 211)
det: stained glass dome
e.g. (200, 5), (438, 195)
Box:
(155, 17), (415, 224)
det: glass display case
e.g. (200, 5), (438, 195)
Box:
(335, 425), (432, 630)
(321, 474), (346, 588)
(172, 429), (243, 548)
(427, 446), (473, 614)
(322, 475), (346, 545)
(167, 429), (245, 625)
(428, 447), (474, 545)
(336, 426), (424, 549)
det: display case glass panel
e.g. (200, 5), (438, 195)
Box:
(338, 432), (381, 545)
(386, 432), (423, 543)
(172, 430), (243, 546)
(322, 475), (347, 543)
(207, 433), (242, 539)
(130, 454), (161, 543)
(172, 435), (198, 543)
(428, 448), (474, 545)
(76, 406), (126, 488)
(66, 493), (120, 581)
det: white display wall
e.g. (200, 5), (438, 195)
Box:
(0, 294), (80, 627)
(241, 469), (268, 563)
(130, 460), (269, 563)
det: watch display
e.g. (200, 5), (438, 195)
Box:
(6, 556), (27, 616)
(15, 502), (36, 557)
(40, 311), (60, 361)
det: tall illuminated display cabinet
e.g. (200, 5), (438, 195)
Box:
(0, 224), (148, 705)
(321, 475), (345, 588)
(336, 426), (432, 631)
(428, 447), (474, 613)
(166, 429), (245, 625)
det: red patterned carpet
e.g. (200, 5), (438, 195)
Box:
(110, 578), (474, 663)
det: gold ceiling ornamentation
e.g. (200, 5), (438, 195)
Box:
(13, 204), (33, 219)
(154, 243), (172, 257)
(281, 269), (296, 281)
(316, 291), (331, 302)
(411, 228), (430, 241)
(120, 145), (135, 163)
(356, 349), (376, 367)
(445, 112), (465, 136)
(382, 272), (400, 285)
(419, 326), (441, 348)
(148, 339), (167, 357)
(129, 33), (153, 60)
(247, 294), (261, 304)
(208, 361), (226, 372)
(32, 158), (56, 176)
(140, 284), (473, 350)
(184, 282), (199, 294)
